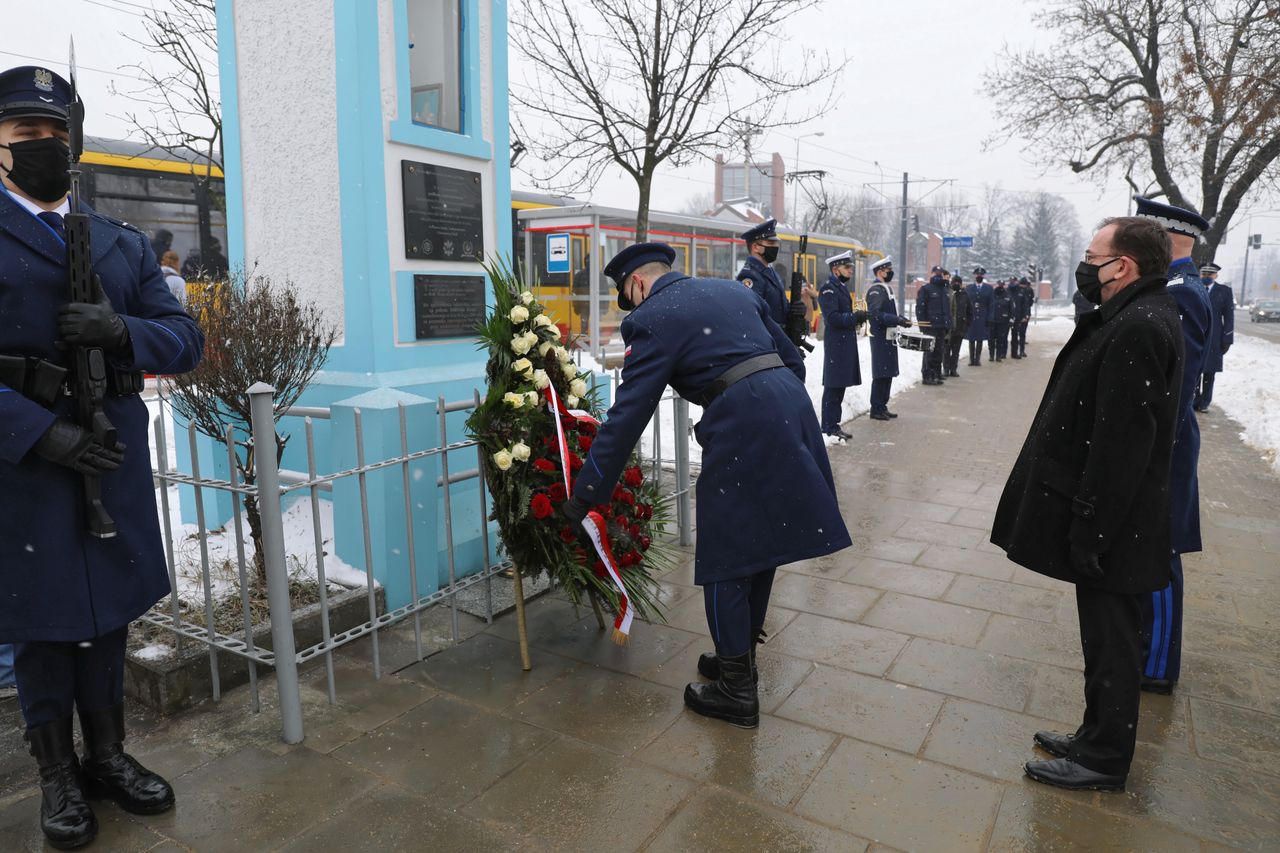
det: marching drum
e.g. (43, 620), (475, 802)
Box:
(894, 329), (935, 352)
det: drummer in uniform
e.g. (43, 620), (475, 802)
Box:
(864, 257), (912, 421)
(816, 250), (867, 439)
(735, 219), (788, 326)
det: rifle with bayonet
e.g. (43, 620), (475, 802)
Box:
(785, 234), (815, 355)
(65, 39), (118, 538)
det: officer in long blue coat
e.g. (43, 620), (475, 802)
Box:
(1194, 262), (1233, 413)
(565, 243), (851, 728)
(964, 267), (993, 365)
(1133, 196), (1212, 695)
(864, 257), (911, 420)
(816, 250), (866, 439)
(735, 218), (788, 326)
(0, 66), (204, 848)
(916, 271), (953, 385)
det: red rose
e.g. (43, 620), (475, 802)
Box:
(592, 559), (606, 577)
(619, 489), (636, 506)
(577, 435), (593, 452)
(530, 493), (554, 520)
(578, 420), (597, 436)
(623, 466), (643, 487)
(637, 503), (652, 520)
(548, 483), (567, 503)
(612, 485), (625, 501)
(620, 551), (638, 567)
(541, 436), (556, 448)
(569, 454), (583, 472)
(629, 523), (641, 538)
(638, 535), (651, 551)
(533, 458), (556, 473)
(627, 550), (643, 565)
(558, 526), (576, 543)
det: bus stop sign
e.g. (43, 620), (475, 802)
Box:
(547, 233), (570, 273)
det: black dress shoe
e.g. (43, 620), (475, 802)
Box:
(869, 410), (891, 421)
(824, 430), (847, 441)
(79, 705), (175, 816)
(1024, 758), (1125, 791)
(886, 411), (899, 418)
(685, 651), (759, 728)
(27, 718), (97, 851)
(1033, 730), (1073, 758)
(836, 427), (853, 440)
(1140, 676), (1176, 695)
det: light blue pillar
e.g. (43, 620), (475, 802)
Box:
(331, 388), (439, 609)
(172, 413), (235, 528)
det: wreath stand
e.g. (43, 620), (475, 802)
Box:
(509, 571), (609, 672)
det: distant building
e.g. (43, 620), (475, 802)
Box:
(713, 153), (786, 222)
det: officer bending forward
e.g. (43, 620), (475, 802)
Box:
(566, 243), (851, 728)
(0, 66), (204, 849)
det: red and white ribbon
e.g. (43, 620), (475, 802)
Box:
(543, 383), (631, 644)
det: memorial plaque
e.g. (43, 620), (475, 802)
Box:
(401, 160), (484, 260)
(413, 274), (486, 339)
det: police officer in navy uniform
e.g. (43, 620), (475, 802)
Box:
(1132, 196), (1212, 695)
(990, 278), (1013, 360)
(915, 269), (952, 385)
(864, 257), (911, 420)
(735, 219), (789, 326)
(965, 267), (993, 365)
(0, 66), (204, 848)
(565, 243), (851, 728)
(816, 250), (866, 439)
(1194, 262), (1233, 413)
(1010, 277), (1034, 358)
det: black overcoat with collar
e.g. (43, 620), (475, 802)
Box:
(991, 273), (1184, 594)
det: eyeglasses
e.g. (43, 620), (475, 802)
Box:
(1083, 252), (1120, 264)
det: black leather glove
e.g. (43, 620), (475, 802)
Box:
(899, 317), (912, 328)
(853, 310), (868, 325)
(1069, 543), (1104, 580)
(57, 286), (129, 352)
(562, 495), (597, 556)
(32, 420), (126, 475)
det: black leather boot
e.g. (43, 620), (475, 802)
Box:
(684, 652), (759, 728)
(697, 629), (764, 682)
(27, 717), (97, 850)
(79, 704), (175, 815)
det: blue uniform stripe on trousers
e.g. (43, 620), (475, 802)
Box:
(712, 586), (721, 648)
(1146, 588), (1165, 679)
(1156, 586), (1173, 677)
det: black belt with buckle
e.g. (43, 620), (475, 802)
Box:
(0, 354), (144, 407)
(688, 352), (785, 408)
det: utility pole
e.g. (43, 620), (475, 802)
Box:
(1241, 229), (1260, 304)
(898, 172), (909, 307)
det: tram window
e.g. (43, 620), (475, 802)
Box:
(407, 0), (462, 133)
(94, 172), (147, 196)
(146, 175), (197, 201)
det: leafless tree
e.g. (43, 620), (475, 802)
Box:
(163, 272), (338, 585)
(679, 191), (717, 217)
(984, 0), (1280, 261)
(512, 0), (843, 240)
(824, 190), (898, 254)
(111, 0), (221, 199)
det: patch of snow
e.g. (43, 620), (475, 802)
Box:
(1211, 334), (1280, 476)
(134, 643), (175, 661)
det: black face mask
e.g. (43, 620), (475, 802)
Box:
(975, 275), (983, 283)
(1074, 257), (1121, 305)
(0, 137), (71, 203)
(760, 245), (779, 264)
(882, 270), (894, 282)
(952, 282), (962, 291)
(836, 270), (851, 282)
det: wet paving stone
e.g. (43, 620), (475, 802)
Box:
(887, 638), (1041, 713)
(769, 573), (884, 623)
(943, 575), (1063, 623)
(1188, 697), (1280, 778)
(463, 738), (692, 851)
(861, 536), (929, 565)
(637, 712), (836, 808)
(399, 632), (578, 711)
(916, 543), (1016, 581)
(645, 787), (868, 852)
(795, 738), (1003, 852)
(521, 611), (701, 677)
(768, 613), (910, 676)
(842, 557), (957, 598)
(0, 792), (173, 853)
(333, 695), (555, 809)
(988, 787), (1203, 852)
(922, 698), (1072, 781)
(862, 592), (991, 647)
(776, 665), (945, 754)
(891, 518), (988, 548)
(979, 615), (1084, 669)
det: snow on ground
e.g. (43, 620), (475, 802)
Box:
(1211, 334), (1280, 476)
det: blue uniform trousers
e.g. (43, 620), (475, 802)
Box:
(1139, 554), (1184, 682)
(1012, 321), (1028, 356)
(820, 387), (846, 433)
(870, 377), (892, 414)
(13, 626), (127, 727)
(1195, 373), (1215, 409)
(991, 322), (1010, 359)
(968, 338), (983, 365)
(926, 329), (948, 378)
(703, 569), (777, 657)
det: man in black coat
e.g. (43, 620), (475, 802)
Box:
(945, 274), (972, 377)
(991, 216), (1184, 792)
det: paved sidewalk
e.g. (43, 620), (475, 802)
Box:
(1, 325), (1277, 851)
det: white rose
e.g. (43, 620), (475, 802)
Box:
(525, 391), (540, 407)
(533, 314), (553, 328)
(520, 291), (535, 305)
(531, 369), (550, 390)
(502, 391), (525, 409)
(509, 305), (530, 324)
(538, 341), (555, 357)
(511, 357), (533, 377)
(548, 325), (562, 341)
(570, 378), (588, 398)
(524, 330), (541, 348)
(492, 449), (513, 471)
(511, 441), (531, 462)
(566, 395), (579, 407)
(511, 334), (533, 356)
(555, 347), (572, 364)
(562, 361), (578, 379)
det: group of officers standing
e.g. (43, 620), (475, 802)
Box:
(914, 266), (1038, 384)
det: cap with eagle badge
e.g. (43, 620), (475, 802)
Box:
(870, 256), (893, 272)
(603, 242), (677, 310)
(1199, 262), (1221, 276)
(0, 66), (75, 124)
(740, 219), (778, 244)
(825, 250), (854, 268)
(1133, 195), (1210, 238)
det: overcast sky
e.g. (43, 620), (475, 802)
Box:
(6, 0), (1279, 282)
